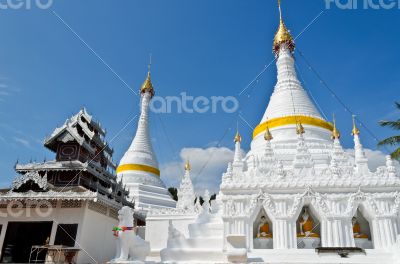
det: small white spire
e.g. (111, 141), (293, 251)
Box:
(232, 130), (244, 173)
(293, 131), (314, 173)
(222, 162), (233, 183)
(351, 116), (369, 175)
(176, 161), (196, 212)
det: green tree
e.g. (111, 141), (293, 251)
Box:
(168, 187), (178, 201)
(195, 194), (217, 205)
(378, 102), (400, 160)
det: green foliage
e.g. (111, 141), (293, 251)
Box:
(195, 193), (217, 205)
(378, 102), (400, 160)
(168, 187), (178, 201)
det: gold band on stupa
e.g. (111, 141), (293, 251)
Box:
(116, 164), (160, 176)
(253, 115), (333, 138)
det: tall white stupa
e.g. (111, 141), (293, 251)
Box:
(250, 2), (334, 170)
(117, 67), (176, 218)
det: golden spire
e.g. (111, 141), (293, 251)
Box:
(273, 0), (295, 55)
(296, 121), (305, 135)
(331, 114), (341, 140)
(139, 55), (155, 97)
(184, 160), (191, 171)
(234, 130), (242, 143)
(264, 126), (273, 141)
(351, 115), (360, 136)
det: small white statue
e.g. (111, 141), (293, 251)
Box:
(202, 190), (211, 213)
(194, 197), (203, 214)
(110, 206), (150, 263)
(210, 198), (219, 214)
(166, 220), (186, 248)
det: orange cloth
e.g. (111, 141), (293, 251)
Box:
(298, 219), (320, 238)
(257, 223), (273, 238)
(303, 219), (313, 232)
(353, 222), (361, 233)
(260, 223), (270, 233)
(353, 223), (368, 238)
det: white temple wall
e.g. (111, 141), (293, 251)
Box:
(77, 202), (119, 264)
(397, 217), (400, 235)
(145, 214), (197, 256)
(320, 218), (354, 247)
(0, 201), (86, 260)
(222, 189), (400, 251)
(370, 217), (398, 249)
(272, 219), (297, 249)
(0, 200), (120, 264)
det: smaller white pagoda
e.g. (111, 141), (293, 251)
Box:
(117, 68), (176, 220)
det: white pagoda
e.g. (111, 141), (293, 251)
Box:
(117, 68), (176, 220)
(143, 2), (400, 263)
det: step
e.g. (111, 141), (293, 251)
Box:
(189, 223), (224, 238)
(160, 248), (227, 263)
(168, 237), (223, 249)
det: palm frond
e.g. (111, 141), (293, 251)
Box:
(391, 147), (400, 161)
(396, 101), (400, 110)
(379, 120), (400, 130)
(378, 136), (400, 146)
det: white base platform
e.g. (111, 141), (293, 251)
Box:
(147, 249), (395, 264)
(160, 248), (227, 263)
(108, 261), (147, 264)
(247, 249), (393, 264)
(254, 238), (273, 249)
(354, 238), (373, 249)
(296, 237), (321, 249)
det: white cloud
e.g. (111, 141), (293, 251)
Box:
(13, 137), (31, 148)
(161, 146), (238, 195)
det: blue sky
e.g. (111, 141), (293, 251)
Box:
(0, 0), (399, 190)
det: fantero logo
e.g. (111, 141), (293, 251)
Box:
(325, 0), (400, 9)
(0, 0), (53, 10)
(0, 200), (53, 218)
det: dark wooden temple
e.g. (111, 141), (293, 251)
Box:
(14, 108), (132, 205)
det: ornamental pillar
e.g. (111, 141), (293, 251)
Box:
(320, 218), (354, 247)
(272, 219), (297, 249)
(371, 217), (398, 249)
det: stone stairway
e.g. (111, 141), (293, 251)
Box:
(160, 210), (227, 263)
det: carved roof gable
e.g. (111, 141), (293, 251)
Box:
(12, 171), (48, 191)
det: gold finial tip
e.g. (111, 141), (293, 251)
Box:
(273, 0), (295, 55)
(296, 122), (305, 135)
(264, 127), (273, 141)
(234, 131), (242, 143)
(351, 115), (360, 136)
(184, 160), (191, 171)
(140, 68), (155, 97)
(331, 116), (341, 140)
